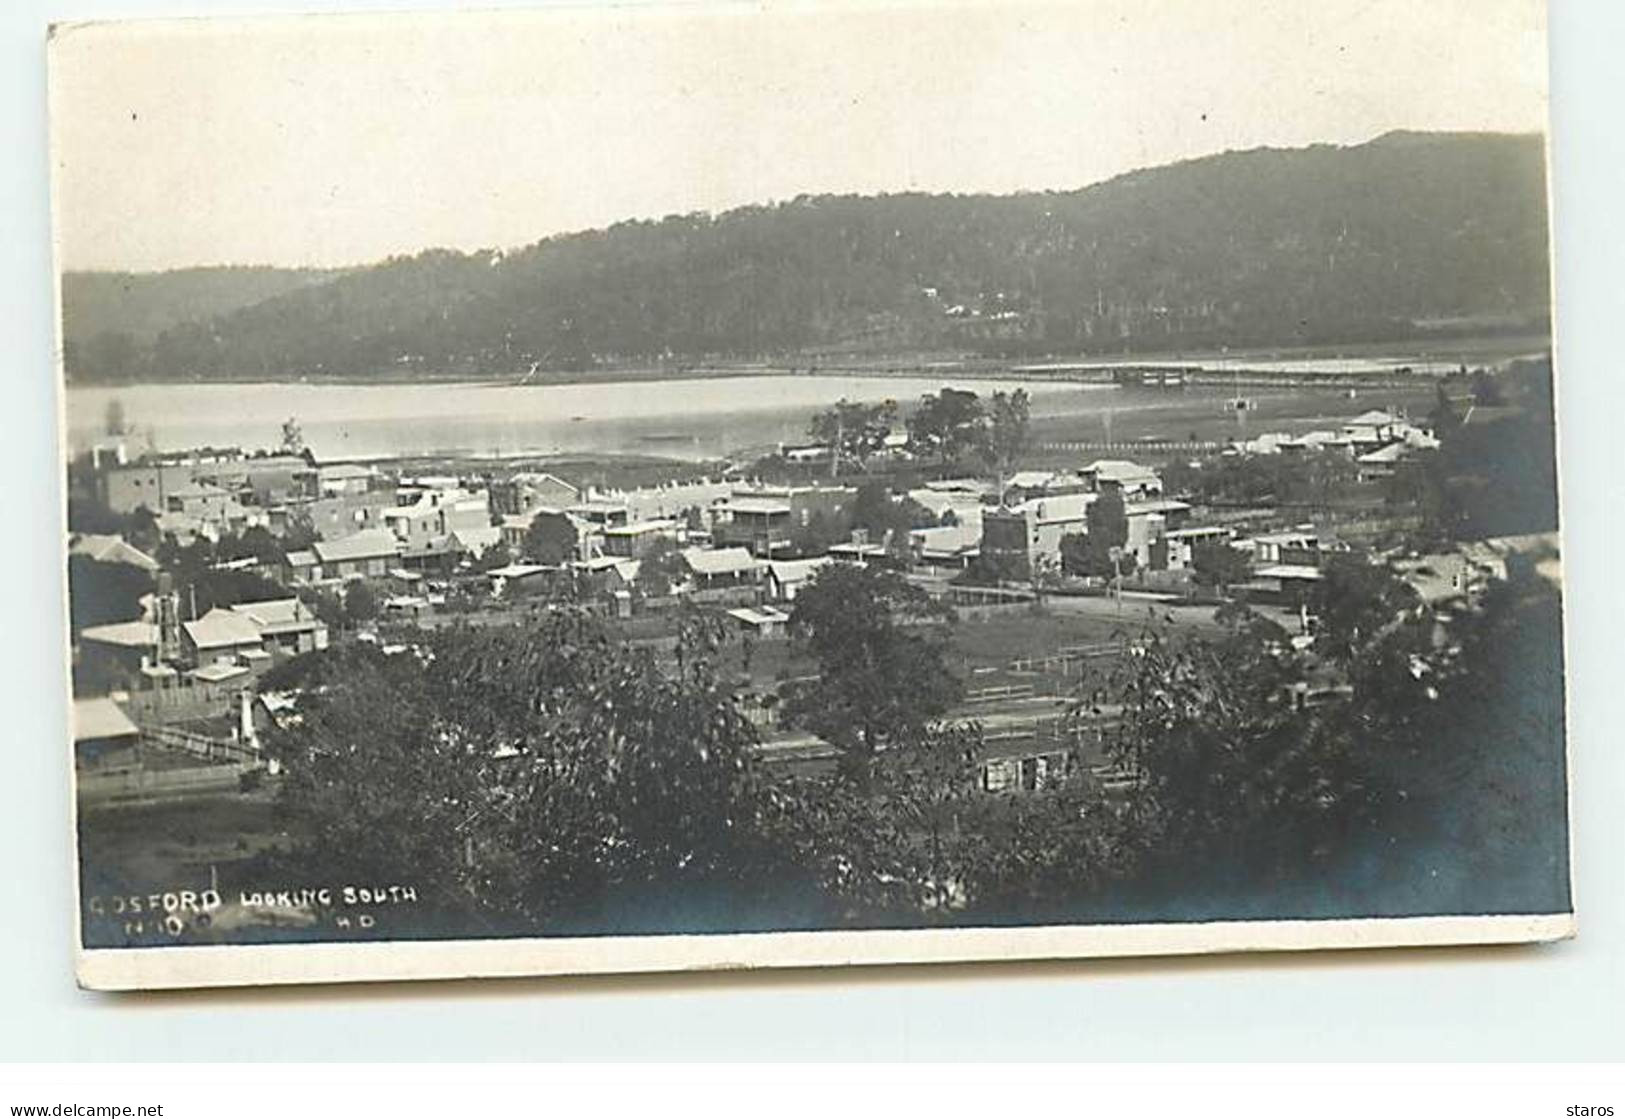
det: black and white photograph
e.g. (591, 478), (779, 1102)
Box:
(49, 0), (1570, 990)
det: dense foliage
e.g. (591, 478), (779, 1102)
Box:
(64, 133), (1548, 383)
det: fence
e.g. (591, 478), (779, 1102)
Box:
(141, 723), (258, 764)
(1041, 440), (1223, 455)
(77, 760), (256, 809)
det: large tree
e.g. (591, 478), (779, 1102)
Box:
(907, 388), (985, 468)
(634, 537), (689, 598)
(522, 511), (580, 565)
(1190, 539), (1252, 594)
(806, 398), (897, 475)
(982, 388), (1031, 495)
(780, 564), (961, 786)
(270, 610), (805, 932)
(1059, 489), (1134, 580)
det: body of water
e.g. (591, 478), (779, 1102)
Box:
(63, 376), (1094, 462)
(63, 372), (1442, 464)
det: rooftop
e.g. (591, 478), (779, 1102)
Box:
(683, 547), (761, 578)
(230, 598), (323, 633)
(68, 534), (159, 572)
(313, 529), (403, 564)
(767, 556), (838, 582)
(183, 608), (264, 650)
(603, 519), (678, 536)
(73, 697), (139, 743)
(79, 620), (160, 648)
(721, 498), (793, 516)
(318, 463), (374, 480)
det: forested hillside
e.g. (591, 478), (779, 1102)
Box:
(62, 131), (1550, 384)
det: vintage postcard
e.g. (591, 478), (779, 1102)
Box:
(49, 0), (1570, 991)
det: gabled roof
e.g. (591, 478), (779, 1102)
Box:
(510, 471), (579, 492)
(183, 607), (264, 650)
(767, 556), (838, 583)
(721, 497), (792, 516)
(191, 662), (251, 684)
(1004, 492), (1096, 524)
(317, 463), (373, 481)
(79, 620), (159, 648)
(1083, 459), (1159, 482)
(1348, 409), (1402, 426)
(313, 529), (403, 564)
(1357, 443), (1410, 464)
(487, 562), (554, 580)
(1125, 498), (1192, 516)
(1006, 469), (1065, 490)
(68, 534), (159, 572)
(450, 525), (503, 554)
(230, 598), (323, 633)
(284, 549), (318, 568)
(682, 547), (761, 577)
(73, 697), (139, 743)
(603, 519), (677, 536)
(911, 521), (982, 555)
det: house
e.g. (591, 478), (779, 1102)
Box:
(909, 516), (983, 569)
(181, 607), (266, 668)
(826, 533), (892, 564)
(1356, 441), (1410, 483)
(601, 519), (680, 559)
(711, 484), (857, 556)
(163, 481), (242, 528)
(724, 605), (791, 637)
(906, 486), (984, 523)
(77, 620), (162, 692)
(1243, 563), (1325, 605)
(153, 511), (213, 546)
(488, 472), (581, 515)
(1002, 470), (1087, 505)
(567, 500), (632, 530)
(317, 462), (376, 496)
(486, 562), (556, 598)
(1344, 409), (1405, 443)
(1081, 459), (1162, 499)
(782, 444), (832, 465)
(281, 549), (321, 585)
(229, 598), (329, 656)
(1160, 525), (1234, 572)
(68, 533), (159, 573)
(211, 454), (318, 506)
(980, 738), (1072, 794)
(681, 547), (762, 588)
(72, 696), (141, 765)
(765, 556), (838, 602)
(981, 493), (1096, 578)
(449, 524), (504, 561)
(289, 489), (398, 541)
(1391, 552), (1474, 605)
(710, 496), (793, 556)
(1123, 498), (1193, 569)
(614, 478), (732, 523)
(99, 460), (207, 515)
(1239, 528), (1322, 566)
(312, 529), (403, 580)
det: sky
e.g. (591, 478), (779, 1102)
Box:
(47, 0), (1550, 273)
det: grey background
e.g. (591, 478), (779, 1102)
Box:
(3, 0), (1620, 1062)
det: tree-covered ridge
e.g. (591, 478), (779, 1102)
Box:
(63, 131), (1549, 383)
